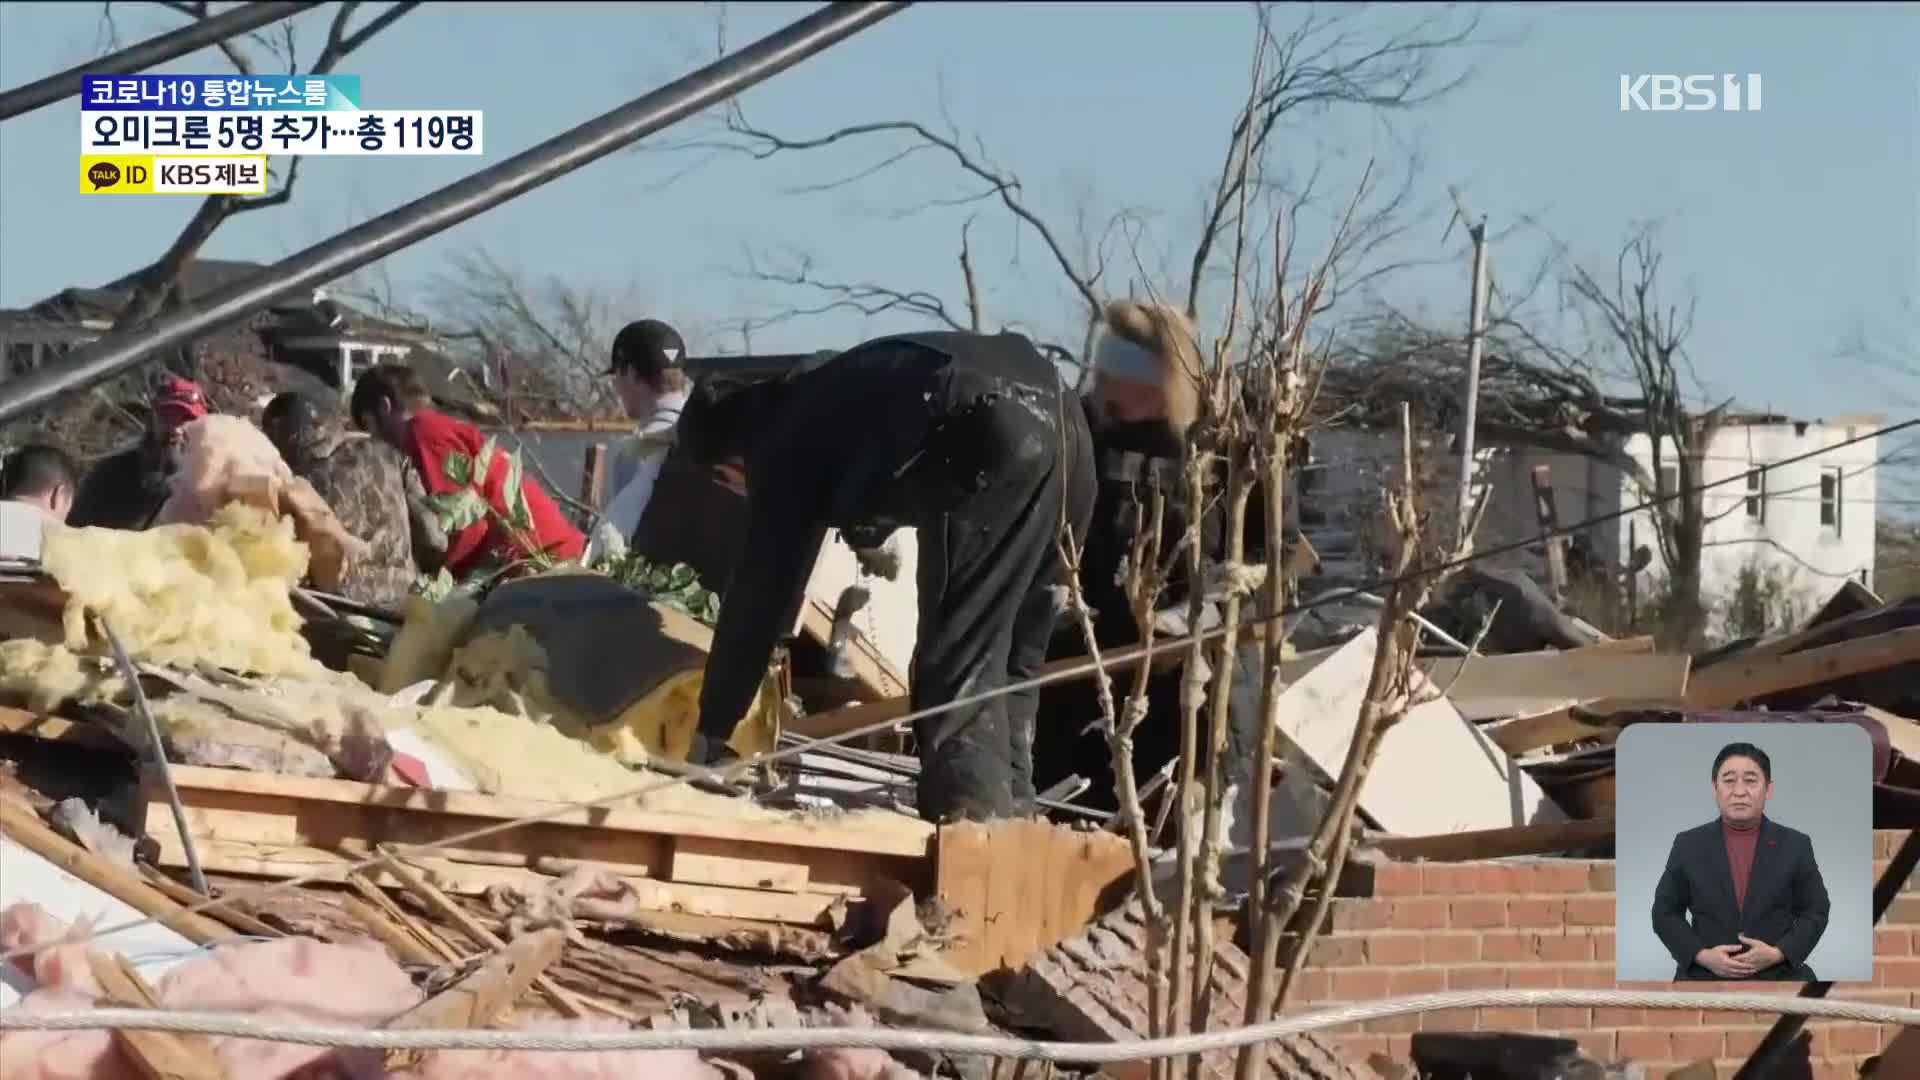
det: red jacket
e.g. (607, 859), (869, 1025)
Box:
(404, 409), (585, 577)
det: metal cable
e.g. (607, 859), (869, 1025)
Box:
(0, 1), (324, 122)
(1, 417), (1912, 967)
(1, 991), (1914, 1057)
(0, 0), (911, 425)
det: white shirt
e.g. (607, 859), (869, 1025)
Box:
(587, 389), (687, 561)
(0, 502), (57, 562)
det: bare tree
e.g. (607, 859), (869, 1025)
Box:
(97, 1), (419, 331)
(652, 2), (1480, 361)
(422, 250), (638, 421)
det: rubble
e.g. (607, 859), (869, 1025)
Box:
(2, 489), (1918, 1080)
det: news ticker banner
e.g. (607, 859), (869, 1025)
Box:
(80, 75), (481, 192)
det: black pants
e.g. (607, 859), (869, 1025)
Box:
(909, 381), (1096, 823)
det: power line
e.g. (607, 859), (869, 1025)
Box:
(0, 1), (323, 122)
(5, 415), (1913, 966)
(0, 1), (911, 425)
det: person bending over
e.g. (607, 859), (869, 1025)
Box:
(677, 330), (1096, 823)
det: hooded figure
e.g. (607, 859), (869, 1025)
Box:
(677, 330), (1097, 823)
(1032, 302), (1277, 844)
(68, 376), (208, 530)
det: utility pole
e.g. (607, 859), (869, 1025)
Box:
(1451, 196), (1490, 545)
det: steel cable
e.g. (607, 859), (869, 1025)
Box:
(1, 990), (1915, 1057)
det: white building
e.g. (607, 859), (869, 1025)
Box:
(1293, 415), (1881, 639)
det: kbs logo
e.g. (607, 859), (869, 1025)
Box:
(1619, 74), (1762, 112)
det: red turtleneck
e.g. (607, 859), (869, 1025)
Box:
(1723, 818), (1760, 910)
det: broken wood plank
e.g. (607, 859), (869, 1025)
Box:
(1491, 626), (1920, 754)
(339, 874), (452, 967)
(137, 867), (280, 940)
(933, 820), (1135, 978)
(142, 832), (849, 927)
(1683, 625), (1920, 705)
(1419, 651), (1689, 713)
(146, 763), (932, 858)
(0, 797), (231, 945)
(377, 851), (590, 1021)
(88, 950), (229, 1080)
(1567, 635), (1655, 655)
(1371, 818), (1615, 862)
(382, 928), (566, 1072)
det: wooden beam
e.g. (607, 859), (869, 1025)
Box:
(1419, 651), (1689, 709)
(1682, 625), (1920, 706)
(1371, 818), (1615, 862)
(88, 950), (229, 1080)
(1488, 626), (1920, 755)
(1567, 635), (1655, 655)
(0, 797), (231, 945)
(382, 928), (567, 1072)
(144, 763), (932, 858)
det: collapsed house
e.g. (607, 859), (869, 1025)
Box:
(0, 461), (1915, 1080)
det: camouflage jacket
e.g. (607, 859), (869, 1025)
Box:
(290, 430), (425, 609)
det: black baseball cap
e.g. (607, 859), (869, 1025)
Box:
(608, 319), (687, 376)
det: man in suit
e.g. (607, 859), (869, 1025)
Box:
(1652, 741), (1830, 981)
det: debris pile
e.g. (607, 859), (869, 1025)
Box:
(2, 503), (1917, 1080)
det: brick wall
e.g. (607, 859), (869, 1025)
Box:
(1302, 831), (1915, 1080)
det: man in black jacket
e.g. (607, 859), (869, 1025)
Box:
(1651, 741), (1830, 981)
(676, 330), (1096, 823)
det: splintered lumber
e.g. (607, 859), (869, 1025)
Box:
(1489, 625), (1920, 755)
(88, 950), (230, 1080)
(138, 867), (280, 939)
(933, 819), (1136, 977)
(0, 796), (230, 945)
(139, 764), (932, 928)
(382, 928), (567, 1072)
(380, 853), (592, 1023)
(1001, 900), (1369, 1080)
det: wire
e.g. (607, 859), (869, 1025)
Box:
(0, 1), (324, 122)
(4, 415), (1913, 967)
(0, 990), (1913, 1056)
(0, 1), (911, 426)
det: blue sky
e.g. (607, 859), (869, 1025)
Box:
(1, 1), (1915, 428)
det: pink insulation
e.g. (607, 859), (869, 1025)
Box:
(0, 903), (928, 1080)
(0, 903), (417, 1080)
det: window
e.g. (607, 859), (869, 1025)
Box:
(1820, 468), (1843, 532)
(1657, 463), (1679, 504)
(1744, 465), (1767, 522)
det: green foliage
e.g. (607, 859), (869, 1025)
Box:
(598, 553), (722, 626)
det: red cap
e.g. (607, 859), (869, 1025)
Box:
(153, 377), (208, 426)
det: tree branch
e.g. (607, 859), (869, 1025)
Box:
(103, 1), (417, 333)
